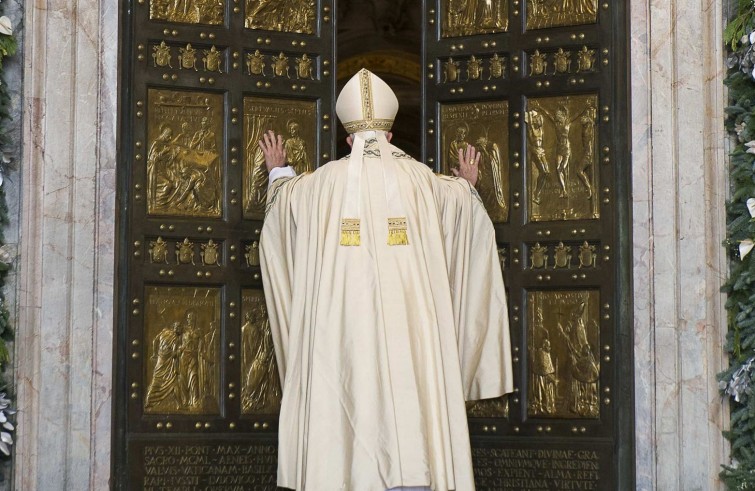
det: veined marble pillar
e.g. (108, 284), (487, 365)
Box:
(631, 0), (729, 490)
(14, 0), (117, 487)
(11, 0), (730, 489)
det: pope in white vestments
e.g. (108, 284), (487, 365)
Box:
(259, 69), (513, 491)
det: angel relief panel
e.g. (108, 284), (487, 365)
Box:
(525, 0), (597, 30)
(243, 97), (316, 219)
(442, 0), (508, 38)
(525, 94), (598, 222)
(149, 0), (225, 25)
(147, 90), (223, 218)
(241, 290), (282, 415)
(527, 290), (600, 419)
(143, 287), (221, 415)
(245, 0), (316, 34)
(440, 100), (510, 224)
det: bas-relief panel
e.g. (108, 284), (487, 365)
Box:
(150, 0), (225, 25)
(525, 94), (598, 222)
(143, 287), (221, 415)
(442, 0), (509, 38)
(440, 100), (510, 223)
(147, 237), (223, 266)
(147, 89), (223, 218)
(467, 397), (509, 418)
(245, 50), (317, 80)
(440, 54), (507, 83)
(527, 46), (597, 77)
(527, 290), (600, 419)
(245, 0), (316, 34)
(151, 41), (226, 74)
(243, 97), (316, 219)
(241, 290), (282, 415)
(525, 0), (597, 30)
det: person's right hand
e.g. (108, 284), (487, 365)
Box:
(258, 130), (287, 173)
(452, 144), (480, 187)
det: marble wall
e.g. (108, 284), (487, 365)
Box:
(14, 0), (117, 486)
(631, 0), (729, 490)
(10, 0), (730, 490)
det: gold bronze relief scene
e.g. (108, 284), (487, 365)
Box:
(149, 0), (224, 25)
(525, 94), (598, 222)
(466, 396), (509, 418)
(245, 0), (316, 34)
(442, 0), (508, 38)
(243, 97), (316, 219)
(527, 290), (600, 419)
(440, 101), (510, 223)
(526, 0), (597, 30)
(143, 287), (221, 415)
(241, 290), (282, 415)
(146, 89), (223, 218)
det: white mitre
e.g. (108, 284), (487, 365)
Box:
(336, 69), (398, 134)
(335, 69), (408, 247)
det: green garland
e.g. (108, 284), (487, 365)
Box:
(0, 7), (17, 476)
(719, 4), (755, 490)
(725, 0), (755, 49)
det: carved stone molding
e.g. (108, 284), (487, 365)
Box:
(15, 0), (117, 488)
(630, 1), (728, 489)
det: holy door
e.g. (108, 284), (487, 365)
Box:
(424, 1), (633, 489)
(114, 0), (632, 488)
(113, 0), (336, 487)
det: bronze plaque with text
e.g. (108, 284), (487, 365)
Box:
(471, 440), (612, 490)
(131, 438), (279, 490)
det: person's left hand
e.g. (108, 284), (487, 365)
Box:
(452, 144), (480, 187)
(258, 130), (287, 173)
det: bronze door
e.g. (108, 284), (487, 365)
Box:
(115, 0), (632, 488)
(113, 0), (335, 487)
(424, 1), (633, 489)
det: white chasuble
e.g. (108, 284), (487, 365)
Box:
(260, 145), (513, 491)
